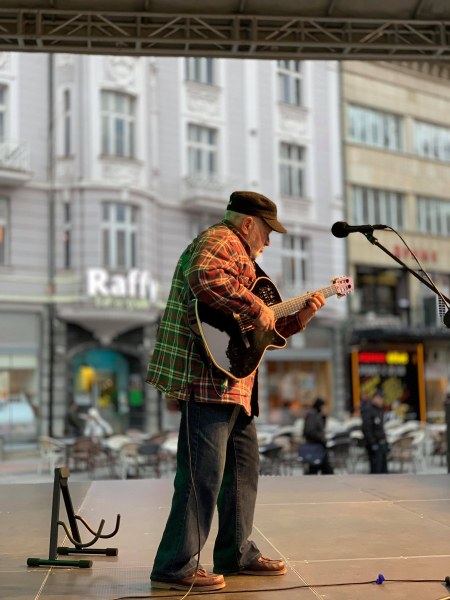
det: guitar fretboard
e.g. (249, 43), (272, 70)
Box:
(273, 285), (338, 319)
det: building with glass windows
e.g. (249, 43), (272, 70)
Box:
(341, 61), (450, 422)
(0, 53), (347, 439)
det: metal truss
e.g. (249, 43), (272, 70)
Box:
(0, 9), (450, 59)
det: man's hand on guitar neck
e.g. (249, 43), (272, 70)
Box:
(253, 292), (325, 333)
(296, 292), (326, 329)
(253, 302), (276, 332)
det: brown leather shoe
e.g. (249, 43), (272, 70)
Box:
(151, 568), (226, 591)
(239, 555), (287, 576)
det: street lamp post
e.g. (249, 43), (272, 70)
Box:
(47, 53), (56, 437)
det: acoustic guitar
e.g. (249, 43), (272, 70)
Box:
(188, 275), (354, 380)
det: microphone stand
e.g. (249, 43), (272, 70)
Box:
(363, 232), (450, 475)
(363, 232), (450, 307)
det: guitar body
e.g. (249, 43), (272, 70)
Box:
(192, 277), (287, 380)
(190, 274), (353, 381)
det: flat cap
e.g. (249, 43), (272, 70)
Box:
(227, 191), (287, 234)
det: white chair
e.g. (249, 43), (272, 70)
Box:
(386, 420), (420, 445)
(389, 430), (425, 473)
(117, 442), (144, 479)
(103, 434), (132, 452)
(38, 436), (66, 475)
(410, 429), (427, 473)
(348, 430), (369, 473)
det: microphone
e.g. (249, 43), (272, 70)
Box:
(331, 221), (389, 238)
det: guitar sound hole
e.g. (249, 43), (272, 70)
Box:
(258, 285), (278, 306)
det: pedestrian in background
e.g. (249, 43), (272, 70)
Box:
(83, 407), (113, 440)
(302, 398), (334, 475)
(65, 400), (85, 437)
(361, 390), (389, 474)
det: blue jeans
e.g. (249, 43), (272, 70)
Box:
(150, 400), (261, 580)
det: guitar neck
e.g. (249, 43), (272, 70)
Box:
(272, 285), (338, 319)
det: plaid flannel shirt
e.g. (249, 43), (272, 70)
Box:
(146, 220), (304, 416)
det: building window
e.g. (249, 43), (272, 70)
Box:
(190, 213), (217, 238)
(414, 120), (450, 162)
(347, 105), (402, 151)
(187, 124), (218, 179)
(352, 186), (405, 229)
(101, 91), (136, 158)
(185, 58), (215, 85)
(63, 201), (71, 269)
(280, 142), (305, 198)
(417, 196), (450, 236)
(101, 202), (138, 269)
(277, 60), (302, 106)
(356, 266), (406, 316)
(0, 198), (8, 265)
(63, 89), (71, 156)
(281, 235), (309, 289)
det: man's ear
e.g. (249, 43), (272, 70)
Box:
(241, 216), (253, 234)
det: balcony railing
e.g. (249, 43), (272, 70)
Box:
(0, 141), (31, 184)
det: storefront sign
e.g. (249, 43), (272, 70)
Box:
(359, 351), (409, 365)
(392, 245), (437, 263)
(351, 344), (426, 421)
(86, 268), (159, 310)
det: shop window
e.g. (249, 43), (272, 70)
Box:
(72, 349), (131, 425)
(0, 355), (39, 442)
(356, 267), (407, 316)
(266, 360), (332, 424)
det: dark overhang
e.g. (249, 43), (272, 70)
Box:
(1, 1), (450, 59)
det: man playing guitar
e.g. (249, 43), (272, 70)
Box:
(147, 191), (325, 592)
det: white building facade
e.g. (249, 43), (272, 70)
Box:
(0, 53), (347, 438)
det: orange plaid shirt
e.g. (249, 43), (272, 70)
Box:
(146, 220), (304, 416)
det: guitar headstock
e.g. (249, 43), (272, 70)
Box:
(332, 276), (354, 298)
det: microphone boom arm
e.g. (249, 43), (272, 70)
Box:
(363, 232), (450, 306)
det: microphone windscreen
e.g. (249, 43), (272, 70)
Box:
(331, 221), (348, 238)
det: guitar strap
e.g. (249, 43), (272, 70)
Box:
(249, 262), (273, 417)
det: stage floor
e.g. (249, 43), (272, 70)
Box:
(2, 474), (450, 600)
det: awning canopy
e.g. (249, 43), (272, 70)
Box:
(2, 1), (450, 60)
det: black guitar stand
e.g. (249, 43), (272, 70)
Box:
(27, 466), (120, 568)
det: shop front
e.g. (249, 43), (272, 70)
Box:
(0, 311), (41, 442)
(265, 358), (332, 425)
(62, 322), (154, 436)
(71, 348), (135, 433)
(350, 344), (426, 422)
